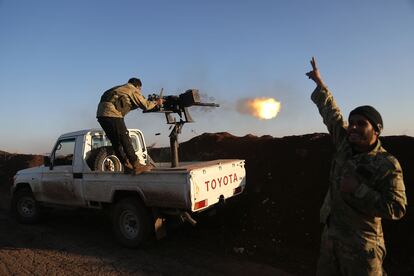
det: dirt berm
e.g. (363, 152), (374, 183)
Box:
(0, 133), (413, 275)
(151, 132), (414, 275)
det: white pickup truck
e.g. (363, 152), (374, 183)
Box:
(11, 129), (246, 247)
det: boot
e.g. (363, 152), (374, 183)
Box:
(133, 161), (154, 175)
(123, 160), (134, 174)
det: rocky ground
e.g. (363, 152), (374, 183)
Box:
(1, 133), (413, 275)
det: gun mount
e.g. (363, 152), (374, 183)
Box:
(147, 89), (219, 123)
(145, 89), (219, 167)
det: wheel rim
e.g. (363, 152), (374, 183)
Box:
(119, 210), (140, 239)
(101, 155), (120, 171)
(18, 196), (36, 218)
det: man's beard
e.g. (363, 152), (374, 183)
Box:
(348, 130), (377, 152)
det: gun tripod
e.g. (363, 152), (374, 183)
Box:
(169, 120), (185, 168)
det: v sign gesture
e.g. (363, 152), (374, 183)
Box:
(306, 57), (326, 88)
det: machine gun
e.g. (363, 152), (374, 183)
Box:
(145, 89), (219, 167)
(147, 89), (219, 123)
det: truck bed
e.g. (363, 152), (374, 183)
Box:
(153, 159), (242, 170)
(82, 159), (245, 212)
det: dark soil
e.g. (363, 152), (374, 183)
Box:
(151, 132), (414, 275)
(1, 133), (413, 275)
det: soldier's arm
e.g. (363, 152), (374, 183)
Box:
(343, 160), (407, 220)
(130, 91), (157, 111)
(306, 57), (347, 145)
(311, 86), (347, 145)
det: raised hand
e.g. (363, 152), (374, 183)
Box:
(306, 57), (326, 87)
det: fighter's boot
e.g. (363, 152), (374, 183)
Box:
(123, 160), (134, 174)
(133, 161), (154, 175)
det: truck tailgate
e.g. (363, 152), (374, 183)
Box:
(186, 159), (246, 212)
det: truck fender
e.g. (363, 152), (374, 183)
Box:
(111, 189), (147, 206)
(12, 183), (32, 195)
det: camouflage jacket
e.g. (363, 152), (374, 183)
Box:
(96, 83), (157, 118)
(312, 85), (407, 244)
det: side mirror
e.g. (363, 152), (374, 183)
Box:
(44, 156), (52, 169)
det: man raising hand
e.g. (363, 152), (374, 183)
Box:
(307, 57), (407, 276)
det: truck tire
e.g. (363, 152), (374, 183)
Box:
(112, 198), (152, 248)
(11, 188), (41, 224)
(88, 146), (123, 172)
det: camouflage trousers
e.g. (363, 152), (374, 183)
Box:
(316, 226), (386, 276)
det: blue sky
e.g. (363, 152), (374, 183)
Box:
(1, 0), (413, 153)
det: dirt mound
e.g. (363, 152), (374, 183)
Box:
(0, 151), (44, 177)
(150, 132), (414, 274)
(0, 151), (44, 209)
(1, 133), (413, 275)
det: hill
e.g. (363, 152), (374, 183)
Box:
(1, 133), (413, 274)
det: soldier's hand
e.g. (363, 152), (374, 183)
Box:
(305, 57), (326, 87)
(156, 98), (165, 106)
(340, 175), (360, 194)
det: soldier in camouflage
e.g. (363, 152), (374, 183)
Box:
(306, 57), (407, 276)
(97, 78), (163, 174)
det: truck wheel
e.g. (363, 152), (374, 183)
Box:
(112, 198), (152, 248)
(12, 188), (41, 224)
(88, 146), (123, 172)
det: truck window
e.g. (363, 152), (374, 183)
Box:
(137, 132), (146, 152)
(91, 135), (111, 150)
(91, 134), (138, 152)
(53, 139), (76, 166)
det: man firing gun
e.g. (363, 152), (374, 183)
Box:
(96, 77), (164, 175)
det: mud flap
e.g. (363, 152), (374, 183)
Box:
(154, 216), (167, 240)
(181, 212), (197, 226)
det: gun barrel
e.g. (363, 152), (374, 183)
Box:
(193, 103), (220, 107)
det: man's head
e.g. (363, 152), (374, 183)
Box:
(128, 78), (142, 88)
(347, 105), (383, 152)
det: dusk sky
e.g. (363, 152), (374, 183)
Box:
(1, 0), (413, 154)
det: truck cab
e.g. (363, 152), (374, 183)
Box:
(35, 129), (148, 206)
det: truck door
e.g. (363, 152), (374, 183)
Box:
(41, 138), (81, 205)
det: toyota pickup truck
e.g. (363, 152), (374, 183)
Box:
(11, 128), (246, 247)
